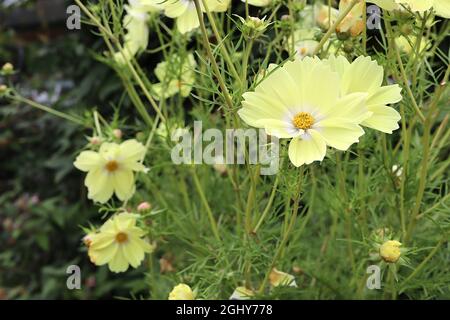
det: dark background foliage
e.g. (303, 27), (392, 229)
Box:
(0, 0), (148, 299)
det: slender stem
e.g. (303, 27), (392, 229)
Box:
(191, 167), (221, 241)
(10, 94), (85, 126)
(200, 0), (241, 84)
(193, 0), (236, 122)
(313, 0), (359, 55)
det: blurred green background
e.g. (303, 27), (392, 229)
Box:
(0, 0), (148, 299)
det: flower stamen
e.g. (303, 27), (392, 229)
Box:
(115, 232), (128, 243)
(293, 112), (314, 130)
(105, 160), (119, 172)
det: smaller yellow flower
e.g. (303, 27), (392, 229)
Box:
(229, 286), (254, 300)
(152, 53), (196, 99)
(336, 0), (365, 37)
(315, 4), (338, 29)
(380, 240), (402, 263)
(88, 213), (154, 273)
(74, 139), (147, 203)
(395, 36), (430, 55)
(269, 268), (297, 287)
(169, 283), (196, 300)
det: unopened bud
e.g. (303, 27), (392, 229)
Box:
(113, 129), (122, 139)
(1, 63), (14, 75)
(137, 201), (152, 212)
(380, 240), (402, 263)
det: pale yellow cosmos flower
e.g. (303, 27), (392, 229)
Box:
(395, 35), (430, 55)
(114, 0), (160, 65)
(74, 139), (147, 203)
(152, 53), (197, 99)
(369, 0), (450, 18)
(323, 55), (402, 134)
(269, 268), (297, 287)
(88, 213), (154, 273)
(315, 4), (339, 29)
(155, 0), (227, 34)
(239, 57), (368, 167)
(336, 0), (365, 37)
(229, 286), (254, 300)
(169, 283), (196, 300)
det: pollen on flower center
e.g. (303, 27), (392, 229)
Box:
(105, 160), (119, 172)
(115, 232), (128, 243)
(293, 112), (315, 130)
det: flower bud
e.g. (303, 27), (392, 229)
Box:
(137, 201), (152, 212)
(0, 84), (8, 95)
(113, 129), (122, 139)
(1, 63), (14, 75)
(89, 136), (102, 145)
(239, 16), (268, 38)
(380, 240), (402, 263)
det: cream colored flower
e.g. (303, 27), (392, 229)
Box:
(229, 286), (254, 300)
(336, 0), (365, 37)
(156, 0), (226, 34)
(315, 4), (339, 29)
(88, 213), (154, 273)
(294, 40), (319, 59)
(395, 35), (430, 55)
(169, 283), (196, 300)
(239, 57), (368, 167)
(323, 55), (402, 134)
(74, 139), (147, 203)
(152, 53), (197, 99)
(369, 0), (450, 18)
(269, 268), (297, 287)
(114, 0), (159, 65)
(379, 240), (402, 263)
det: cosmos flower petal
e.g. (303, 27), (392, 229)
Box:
(122, 240), (145, 268)
(434, 0), (450, 18)
(74, 151), (103, 171)
(368, 0), (398, 10)
(341, 56), (384, 95)
(89, 232), (116, 251)
(396, 0), (433, 12)
(316, 119), (365, 150)
(362, 105), (401, 133)
(164, 0), (189, 18)
(324, 92), (371, 123)
(258, 118), (299, 138)
(255, 64), (301, 109)
(324, 54), (351, 76)
(177, 8), (200, 33)
(120, 139), (147, 163)
(283, 58), (340, 112)
(288, 130), (326, 167)
(367, 84), (402, 107)
(113, 170), (135, 201)
(85, 169), (114, 203)
(239, 92), (292, 127)
(89, 243), (118, 266)
(109, 246), (130, 273)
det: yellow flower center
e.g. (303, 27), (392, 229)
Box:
(105, 160), (119, 172)
(115, 232), (128, 243)
(293, 112), (314, 130)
